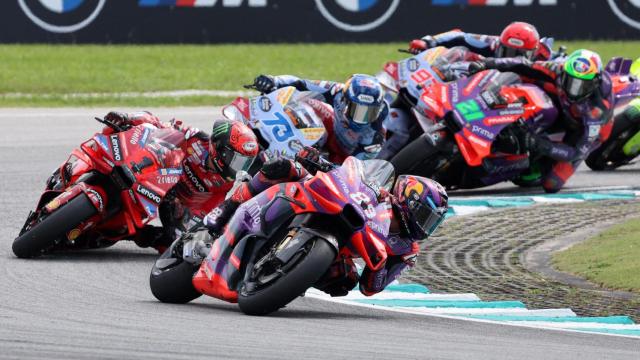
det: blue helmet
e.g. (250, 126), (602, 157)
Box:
(342, 74), (385, 126)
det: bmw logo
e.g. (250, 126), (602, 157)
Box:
(18, 0), (106, 33)
(315, 0), (400, 32)
(608, 0), (640, 30)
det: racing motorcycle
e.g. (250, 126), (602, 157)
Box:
(390, 69), (559, 190)
(222, 85), (329, 171)
(12, 118), (185, 258)
(149, 157), (395, 315)
(585, 57), (640, 170)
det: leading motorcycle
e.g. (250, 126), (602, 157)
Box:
(149, 157), (396, 315)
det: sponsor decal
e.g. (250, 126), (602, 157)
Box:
(95, 134), (111, 153)
(136, 184), (161, 204)
(463, 71), (486, 96)
(450, 82), (459, 103)
(259, 96), (272, 112)
(244, 199), (262, 226)
(184, 165), (207, 192)
(432, 0), (557, 6)
(507, 37), (524, 47)
(159, 168), (182, 176)
(407, 58), (419, 72)
(357, 94), (375, 104)
(86, 188), (104, 211)
(588, 124), (601, 139)
(315, 0), (400, 32)
(67, 228), (82, 241)
(471, 124), (495, 140)
(455, 99), (485, 122)
(45, 198), (61, 212)
(468, 133), (490, 149)
(300, 127), (325, 141)
(156, 175), (179, 185)
(483, 115), (518, 126)
(242, 141), (258, 152)
(275, 87), (296, 106)
(18, 0), (106, 33)
(110, 134), (122, 161)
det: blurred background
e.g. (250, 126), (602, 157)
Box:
(1, 0), (639, 107)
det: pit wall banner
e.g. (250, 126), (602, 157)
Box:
(3, 1), (640, 43)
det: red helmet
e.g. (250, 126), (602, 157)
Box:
(209, 119), (259, 181)
(496, 22), (540, 60)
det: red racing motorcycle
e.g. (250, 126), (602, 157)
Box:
(12, 118), (185, 258)
(149, 157), (396, 315)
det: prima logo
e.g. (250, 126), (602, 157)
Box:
(19, 0), (106, 33)
(315, 0), (400, 32)
(608, 0), (640, 30)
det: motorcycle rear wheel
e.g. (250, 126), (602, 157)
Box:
(238, 238), (335, 316)
(12, 194), (97, 258)
(586, 114), (640, 171)
(390, 134), (443, 177)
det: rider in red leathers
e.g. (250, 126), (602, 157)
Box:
(102, 112), (260, 252)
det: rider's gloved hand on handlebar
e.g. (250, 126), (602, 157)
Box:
(408, 39), (427, 55)
(295, 146), (326, 174)
(253, 74), (276, 93)
(104, 111), (129, 127)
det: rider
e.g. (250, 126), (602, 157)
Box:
(472, 49), (614, 193)
(408, 21), (552, 61)
(204, 148), (449, 297)
(101, 112), (259, 252)
(252, 73), (388, 162)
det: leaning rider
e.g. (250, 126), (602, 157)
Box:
(204, 147), (449, 297)
(101, 112), (260, 252)
(408, 21), (553, 61)
(252, 73), (388, 162)
(472, 49), (614, 193)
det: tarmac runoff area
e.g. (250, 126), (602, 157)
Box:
(0, 108), (639, 359)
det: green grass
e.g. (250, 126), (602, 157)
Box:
(553, 218), (640, 293)
(1, 41), (640, 107)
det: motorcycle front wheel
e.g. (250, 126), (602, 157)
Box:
(238, 238), (335, 316)
(149, 243), (202, 304)
(12, 193), (97, 258)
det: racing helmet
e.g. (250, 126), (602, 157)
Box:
(393, 175), (448, 239)
(209, 119), (259, 181)
(496, 22), (540, 60)
(342, 74), (385, 126)
(560, 49), (603, 102)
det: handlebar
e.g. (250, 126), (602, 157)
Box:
(398, 49), (413, 54)
(94, 117), (127, 132)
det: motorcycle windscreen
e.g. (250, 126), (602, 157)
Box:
(362, 160), (395, 193)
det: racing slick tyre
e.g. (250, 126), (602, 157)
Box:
(390, 134), (443, 177)
(150, 248), (202, 304)
(12, 194), (97, 258)
(238, 238), (335, 316)
(585, 113), (640, 171)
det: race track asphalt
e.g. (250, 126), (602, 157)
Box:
(0, 108), (638, 360)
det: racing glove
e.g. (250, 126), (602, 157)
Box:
(253, 74), (277, 94)
(104, 111), (130, 127)
(295, 146), (331, 174)
(203, 199), (240, 238)
(408, 39), (427, 55)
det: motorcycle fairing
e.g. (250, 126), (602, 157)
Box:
(193, 157), (392, 303)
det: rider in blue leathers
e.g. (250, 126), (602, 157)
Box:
(252, 74), (387, 163)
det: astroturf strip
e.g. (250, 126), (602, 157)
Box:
(351, 299), (525, 308)
(462, 315), (634, 325)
